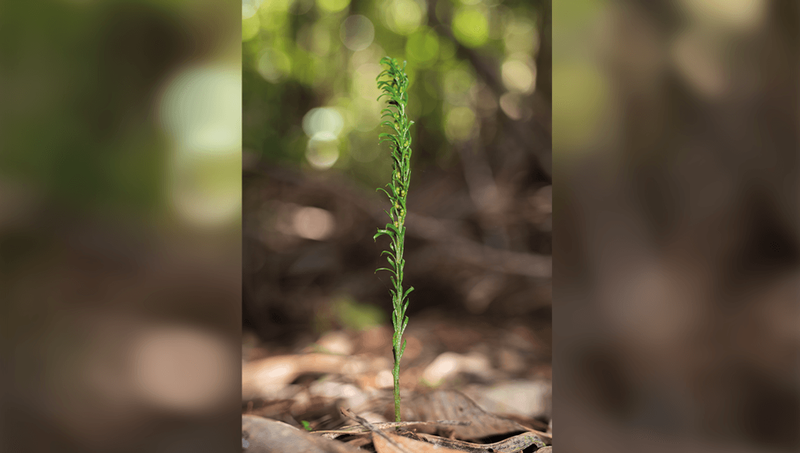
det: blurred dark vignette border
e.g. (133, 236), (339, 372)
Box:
(554, 1), (799, 452)
(0, 1), (798, 453)
(0, 0), (242, 452)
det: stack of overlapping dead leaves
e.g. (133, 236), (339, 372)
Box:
(243, 389), (551, 453)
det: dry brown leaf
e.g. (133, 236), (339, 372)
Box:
(401, 390), (535, 440)
(242, 354), (367, 400)
(242, 414), (361, 453)
(372, 431), (462, 453)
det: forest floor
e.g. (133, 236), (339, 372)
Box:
(242, 312), (552, 452)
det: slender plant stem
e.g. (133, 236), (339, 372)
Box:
(374, 56), (414, 422)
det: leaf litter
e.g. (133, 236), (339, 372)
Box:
(243, 390), (549, 452)
(242, 319), (551, 452)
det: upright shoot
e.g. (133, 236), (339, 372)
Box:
(374, 56), (414, 423)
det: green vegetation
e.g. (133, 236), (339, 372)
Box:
(334, 296), (386, 331)
(243, 0), (542, 188)
(374, 56), (413, 423)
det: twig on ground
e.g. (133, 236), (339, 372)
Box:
(339, 408), (414, 453)
(416, 432), (547, 453)
(315, 419), (472, 439)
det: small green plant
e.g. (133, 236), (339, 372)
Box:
(301, 420), (312, 431)
(374, 56), (414, 423)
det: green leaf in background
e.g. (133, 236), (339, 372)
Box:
(332, 296), (386, 331)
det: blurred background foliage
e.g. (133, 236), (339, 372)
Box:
(242, 0), (553, 345)
(243, 0), (548, 188)
(553, 1), (799, 452)
(2, 0), (242, 230)
(1, 0), (241, 451)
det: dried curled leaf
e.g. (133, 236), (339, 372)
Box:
(401, 390), (548, 444)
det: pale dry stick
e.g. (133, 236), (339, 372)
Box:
(416, 432), (548, 453)
(314, 419), (472, 440)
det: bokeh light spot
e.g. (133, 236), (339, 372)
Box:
(444, 107), (477, 142)
(159, 64), (242, 228)
(131, 326), (234, 413)
(502, 59), (535, 94)
(500, 92), (533, 121)
(160, 66), (242, 153)
(452, 7), (488, 48)
(242, 15), (260, 41)
(406, 27), (439, 66)
(340, 15), (375, 52)
(386, 0), (423, 36)
(242, 0), (263, 19)
(317, 0), (350, 13)
(306, 132), (340, 169)
(257, 48), (291, 83)
(302, 107), (345, 138)
(292, 206), (336, 240)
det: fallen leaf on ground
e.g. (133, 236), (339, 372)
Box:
(243, 354), (368, 400)
(401, 390), (533, 440)
(243, 414), (360, 453)
(464, 380), (550, 419)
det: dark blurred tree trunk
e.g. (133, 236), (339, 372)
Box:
(535, 0), (551, 103)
